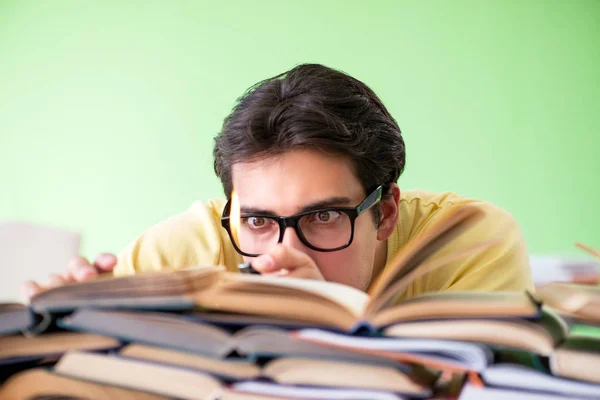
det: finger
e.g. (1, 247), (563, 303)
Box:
(282, 266), (317, 279)
(251, 254), (276, 274)
(93, 253), (117, 272)
(252, 245), (315, 274)
(21, 280), (43, 299)
(47, 274), (68, 289)
(66, 256), (98, 282)
(264, 262), (321, 280)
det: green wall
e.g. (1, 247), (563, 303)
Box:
(1, 0), (598, 258)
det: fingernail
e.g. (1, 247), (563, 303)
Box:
(252, 255), (274, 271)
(97, 253), (115, 265)
(75, 269), (97, 281)
(25, 286), (38, 299)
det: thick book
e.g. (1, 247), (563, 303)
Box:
(0, 368), (292, 400)
(120, 343), (262, 381)
(28, 205), (536, 333)
(0, 332), (121, 366)
(479, 363), (600, 399)
(550, 334), (600, 384)
(53, 350), (433, 399)
(59, 308), (401, 366)
(53, 351), (224, 400)
(537, 282), (600, 325)
(292, 309), (569, 374)
(119, 343), (433, 388)
(0, 368), (166, 400)
(294, 328), (494, 373)
(381, 307), (568, 357)
(120, 343), (435, 396)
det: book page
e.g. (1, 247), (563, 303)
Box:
(459, 383), (569, 400)
(262, 357), (427, 394)
(0, 369), (166, 400)
(295, 328), (491, 372)
(55, 351), (223, 399)
(367, 205), (483, 301)
(0, 222), (80, 302)
(229, 382), (404, 400)
(483, 364), (600, 398)
(231, 274), (370, 317)
(31, 265), (224, 312)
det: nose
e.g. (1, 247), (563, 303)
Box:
(280, 227), (306, 250)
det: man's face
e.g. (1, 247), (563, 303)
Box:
(231, 149), (381, 290)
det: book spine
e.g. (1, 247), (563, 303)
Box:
(349, 320), (377, 336)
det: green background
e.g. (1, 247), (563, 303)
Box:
(1, 0), (598, 259)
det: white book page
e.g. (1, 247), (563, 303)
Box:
(459, 383), (586, 400)
(233, 274), (370, 317)
(482, 364), (600, 398)
(296, 329), (491, 372)
(0, 222), (80, 302)
(231, 382), (403, 400)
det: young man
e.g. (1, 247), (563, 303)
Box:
(23, 64), (534, 299)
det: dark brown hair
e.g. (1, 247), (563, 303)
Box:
(213, 64), (405, 201)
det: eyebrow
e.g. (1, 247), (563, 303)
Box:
(240, 196), (354, 216)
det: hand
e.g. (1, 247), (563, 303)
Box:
(21, 253), (117, 299)
(251, 244), (324, 280)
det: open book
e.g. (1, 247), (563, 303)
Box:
(0, 332), (121, 366)
(381, 307), (568, 357)
(46, 350), (432, 399)
(58, 308), (400, 366)
(295, 313), (600, 386)
(535, 242), (600, 325)
(537, 282), (600, 325)
(120, 343), (434, 395)
(294, 328), (494, 374)
(550, 334), (600, 384)
(477, 363), (600, 399)
(28, 204), (536, 333)
(0, 368), (166, 400)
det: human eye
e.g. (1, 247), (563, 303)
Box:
(310, 210), (342, 224)
(242, 216), (272, 230)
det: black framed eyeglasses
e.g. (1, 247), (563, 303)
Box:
(221, 185), (383, 257)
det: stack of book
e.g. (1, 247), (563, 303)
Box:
(1, 206), (599, 399)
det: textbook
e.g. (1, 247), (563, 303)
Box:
(478, 363), (600, 399)
(0, 368), (166, 400)
(51, 351), (434, 399)
(59, 308), (400, 366)
(1, 366), (403, 400)
(381, 307), (567, 356)
(28, 205), (538, 333)
(0, 332), (121, 365)
(119, 344), (434, 394)
(296, 316), (600, 385)
(0, 303), (32, 336)
(537, 282), (600, 325)
(550, 334), (600, 384)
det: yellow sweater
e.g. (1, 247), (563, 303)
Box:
(115, 190), (534, 299)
